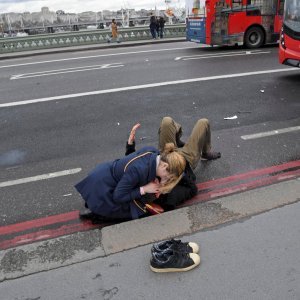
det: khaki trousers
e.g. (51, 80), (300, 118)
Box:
(158, 117), (211, 169)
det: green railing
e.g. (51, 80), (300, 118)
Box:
(0, 24), (186, 54)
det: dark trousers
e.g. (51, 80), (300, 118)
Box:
(150, 28), (156, 39)
(159, 28), (164, 38)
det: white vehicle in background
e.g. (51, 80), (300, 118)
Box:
(16, 32), (28, 37)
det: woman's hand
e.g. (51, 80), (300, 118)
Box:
(142, 181), (160, 194)
(128, 123), (141, 145)
(153, 178), (161, 198)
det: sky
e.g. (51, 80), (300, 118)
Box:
(0, 0), (183, 14)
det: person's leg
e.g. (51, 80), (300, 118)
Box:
(80, 203), (132, 223)
(179, 119), (212, 169)
(153, 28), (157, 38)
(158, 116), (182, 152)
(150, 28), (154, 38)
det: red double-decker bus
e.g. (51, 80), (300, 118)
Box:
(186, 0), (285, 48)
(279, 0), (300, 67)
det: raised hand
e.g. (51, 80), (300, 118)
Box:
(128, 123), (141, 145)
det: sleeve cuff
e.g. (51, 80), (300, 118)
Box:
(125, 141), (136, 155)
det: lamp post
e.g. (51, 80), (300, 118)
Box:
(0, 22), (3, 38)
(6, 14), (12, 35)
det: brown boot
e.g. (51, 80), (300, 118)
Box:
(201, 151), (221, 161)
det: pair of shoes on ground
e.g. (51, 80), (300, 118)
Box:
(150, 239), (200, 273)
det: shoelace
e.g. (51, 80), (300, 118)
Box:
(161, 249), (189, 258)
(171, 239), (182, 245)
(170, 239), (190, 251)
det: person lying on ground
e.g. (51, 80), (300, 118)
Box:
(125, 117), (221, 211)
(75, 141), (186, 222)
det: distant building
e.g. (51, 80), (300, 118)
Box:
(57, 13), (78, 24)
(41, 7), (50, 14)
(22, 12), (33, 27)
(56, 10), (65, 15)
(102, 10), (115, 20)
(0, 6), (184, 32)
(40, 7), (57, 24)
(78, 11), (97, 22)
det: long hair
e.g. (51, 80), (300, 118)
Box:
(159, 143), (186, 194)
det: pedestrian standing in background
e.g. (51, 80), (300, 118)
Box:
(158, 17), (166, 38)
(149, 14), (157, 39)
(107, 19), (120, 43)
(156, 17), (160, 38)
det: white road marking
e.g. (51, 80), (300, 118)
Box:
(63, 193), (73, 197)
(175, 50), (270, 61)
(1, 67), (299, 108)
(241, 126), (300, 140)
(0, 46), (197, 69)
(10, 63), (124, 80)
(183, 51), (271, 60)
(0, 168), (81, 188)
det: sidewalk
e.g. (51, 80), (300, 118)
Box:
(1, 176), (299, 282)
(2, 190), (300, 299)
(0, 37), (186, 60)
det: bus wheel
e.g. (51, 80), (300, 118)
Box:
(244, 27), (264, 49)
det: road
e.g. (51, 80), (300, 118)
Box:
(0, 41), (299, 228)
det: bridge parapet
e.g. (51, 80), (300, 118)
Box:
(0, 25), (186, 54)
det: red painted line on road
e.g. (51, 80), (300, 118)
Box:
(0, 160), (299, 250)
(0, 211), (79, 236)
(196, 160), (300, 190)
(0, 222), (100, 251)
(185, 169), (300, 206)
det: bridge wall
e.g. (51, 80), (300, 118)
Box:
(0, 25), (186, 54)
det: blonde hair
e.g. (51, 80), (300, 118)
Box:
(159, 143), (186, 194)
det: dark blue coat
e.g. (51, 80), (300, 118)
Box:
(75, 146), (159, 219)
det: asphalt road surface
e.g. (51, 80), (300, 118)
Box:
(0, 41), (299, 226)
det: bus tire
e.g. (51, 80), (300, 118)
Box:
(244, 26), (265, 49)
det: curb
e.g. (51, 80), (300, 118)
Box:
(1, 178), (299, 282)
(0, 38), (186, 61)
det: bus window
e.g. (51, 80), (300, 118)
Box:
(285, 4), (300, 31)
(246, 0), (261, 16)
(232, 0), (242, 10)
(186, 0), (206, 17)
(247, 0), (277, 16)
(233, 0), (242, 5)
(278, 0), (285, 16)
